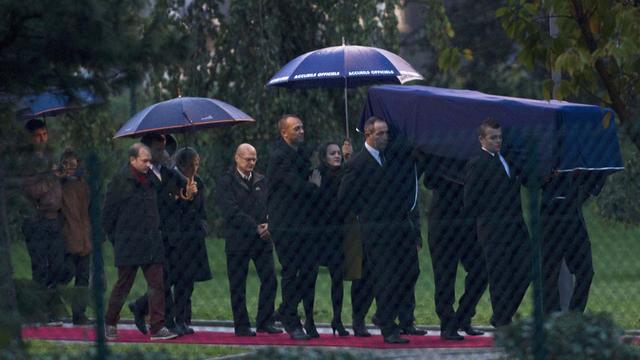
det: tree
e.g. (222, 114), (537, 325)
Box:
(145, 0), (403, 177)
(0, 0), (186, 346)
(497, 0), (640, 151)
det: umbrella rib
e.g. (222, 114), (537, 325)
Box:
(114, 119), (255, 138)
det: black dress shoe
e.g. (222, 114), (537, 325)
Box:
(441, 328), (464, 341)
(371, 315), (381, 326)
(168, 324), (186, 337)
(272, 309), (283, 323)
(383, 333), (410, 344)
(287, 327), (310, 340)
(460, 325), (484, 336)
(234, 327), (256, 337)
(127, 302), (147, 334)
(256, 324), (283, 334)
(400, 325), (427, 336)
(304, 320), (320, 338)
(352, 323), (371, 337)
(72, 315), (94, 326)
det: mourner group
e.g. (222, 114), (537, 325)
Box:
(12, 113), (604, 343)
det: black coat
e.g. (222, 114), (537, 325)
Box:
(309, 165), (344, 267)
(338, 139), (419, 245)
(164, 174), (212, 283)
(102, 165), (164, 267)
(266, 138), (318, 239)
(463, 150), (529, 244)
(149, 165), (182, 230)
(215, 168), (270, 253)
(418, 155), (472, 238)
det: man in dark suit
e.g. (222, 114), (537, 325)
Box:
(216, 143), (282, 336)
(267, 114), (319, 340)
(417, 153), (487, 340)
(129, 133), (182, 335)
(464, 118), (531, 328)
(541, 171), (604, 314)
(338, 116), (420, 344)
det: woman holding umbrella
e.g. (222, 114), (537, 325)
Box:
(164, 147), (212, 335)
(305, 141), (351, 337)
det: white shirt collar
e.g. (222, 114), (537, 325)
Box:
(364, 142), (383, 166)
(482, 147), (495, 156)
(237, 168), (252, 181)
(482, 148), (510, 177)
(150, 164), (162, 181)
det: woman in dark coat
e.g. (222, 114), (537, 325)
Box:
(165, 147), (212, 335)
(303, 141), (349, 336)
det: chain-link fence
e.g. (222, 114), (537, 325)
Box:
(3, 109), (638, 360)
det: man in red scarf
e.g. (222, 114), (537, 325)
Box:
(102, 143), (177, 341)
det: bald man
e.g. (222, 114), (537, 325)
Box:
(267, 115), (320, 340)
(215, 144), (281, 336)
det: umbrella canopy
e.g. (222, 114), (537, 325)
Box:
(266, 45), (423, 89)
(266, 44), (423, 138)
(114, 97), (255, 138)
(15, 88), (101, 121)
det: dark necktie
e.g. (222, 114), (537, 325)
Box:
(379, 152), (386, 166)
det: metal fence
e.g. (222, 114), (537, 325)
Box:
(4, 125), (638, 360)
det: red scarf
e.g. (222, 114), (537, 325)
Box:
(130, 165), (150, 188)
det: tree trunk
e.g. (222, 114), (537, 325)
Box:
(0, 158), (23, 347)
(570, 0), (640, 152)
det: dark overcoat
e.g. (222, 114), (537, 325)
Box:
(102, 165), (164, 267)
(215, 167), (269, 254)
(164, 174), (212, 283)
(266, 138), (318, 240)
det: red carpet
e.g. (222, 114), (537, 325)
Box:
(22, 326), (494, 349)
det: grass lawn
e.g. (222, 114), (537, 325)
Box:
(24, 340), (246, 359)
(10, 203), (640, 330)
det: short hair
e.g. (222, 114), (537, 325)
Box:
(128, 143), (149, 159)
(363, 116), (386, 137)
(278, 114), (299, 133)
(477, 117), (501, 138)
(140, 133), (166, 147)
(60, 148), (80, 163)
(173, 147), (199, 169)
(25, 119), (46, 133)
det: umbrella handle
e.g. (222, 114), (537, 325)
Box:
(344, 79), (349, 139)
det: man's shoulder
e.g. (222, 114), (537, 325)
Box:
(347, 149), (371, 166)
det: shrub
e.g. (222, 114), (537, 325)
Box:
(495, 312), (640, 360)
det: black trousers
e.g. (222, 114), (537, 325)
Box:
(66, 253), (91, 319)
(273, 231), (317, 330)
(429, 219), (488, 330)
(364, 234), (419, 337)
(352, 251), (416, 328)
(542, 209), (594, 314)
(22, 216), (68, 288)
(482, 236), (531, 327)
(226, 243), (277, 329)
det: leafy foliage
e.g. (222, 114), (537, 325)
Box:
(495, 312), (640, 359)
(0, 0), (187, 97)
(595, 138), (640, 223)
(411, 0), (544, 97)
(497, 0), (640, 150)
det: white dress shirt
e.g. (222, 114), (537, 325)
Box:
(365, 142), (384, 166)
(482, 148), (510, 178)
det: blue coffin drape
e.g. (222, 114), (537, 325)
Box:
(360, 85), (624, 178)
